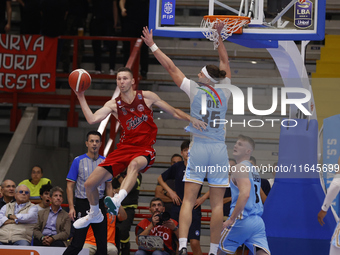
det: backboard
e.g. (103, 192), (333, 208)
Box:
(149, 0), (326, 48)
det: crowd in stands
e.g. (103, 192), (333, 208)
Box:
(0, 129), (275, 254)
(0, 0), (150, 77)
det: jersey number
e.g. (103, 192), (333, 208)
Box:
(200, 110), (220, 128)
(254, 185), (260, 203)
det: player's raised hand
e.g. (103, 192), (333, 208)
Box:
(141, 27), (154, 47)
(216, 21), (224, 36)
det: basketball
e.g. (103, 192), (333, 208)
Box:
(68, 69), (92, 92)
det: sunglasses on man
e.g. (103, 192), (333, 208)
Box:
(18, 190), (29, 195)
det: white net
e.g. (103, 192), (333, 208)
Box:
(201, 16), (250, 49)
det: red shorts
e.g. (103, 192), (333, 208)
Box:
(98, 144), (156, 177)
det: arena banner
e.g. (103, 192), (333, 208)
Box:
(0, 34), (57, 92)
(323, 114), (340, 216)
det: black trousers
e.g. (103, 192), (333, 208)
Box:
(62, 198), (107, 255)
(116, 207), (135, 255)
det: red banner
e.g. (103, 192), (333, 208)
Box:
(0, 34), (58, 92)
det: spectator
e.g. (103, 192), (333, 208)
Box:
(90, 0), (118, 74)
(61, 0), (89, 73)
(83, 206), (127, 255)
(33, 186), (71, 247)
(40, 0), (68, 38)
(0, 179), (16, 209)
(155, 154), (182, 213)
(17, 0), (41, 34)
(19, 165), (51, 202)
(36, 183), (53, 211)
(0, 0), (11, 34)
(63, 130), (112, 255)
(120, 0), (149, 79)
(113, 170), (142, 255)
(0, 184), (38, 245)
(40, 0), (68, 71)
(135, 197), (179, 255)
(158, 140), (206, 255)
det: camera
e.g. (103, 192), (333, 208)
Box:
(155, 211), (171, 225)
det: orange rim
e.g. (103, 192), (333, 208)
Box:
(203, 15), (250, 23)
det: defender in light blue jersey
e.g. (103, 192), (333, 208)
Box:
(142, 23), (230, 255)
(219, 135), (270, 255)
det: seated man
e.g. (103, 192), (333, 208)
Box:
(135, 197), (179, 255)
(0, 179), (16, 209)
(19, 165), (51, 202)
(0, 184), (38, 245)
(83, 206), (127, 255)
(33, 186), (71, 247)
(36, 183), (53, 211)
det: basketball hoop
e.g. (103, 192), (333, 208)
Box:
(201, 15), (251, 49)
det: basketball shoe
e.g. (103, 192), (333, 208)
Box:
(104, 195), (120, 215)
(73, 210), (104, 229)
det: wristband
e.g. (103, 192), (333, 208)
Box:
(173, 226), (179, 231)
(7, 214), (11, 219)
(150, 44), (158, 53)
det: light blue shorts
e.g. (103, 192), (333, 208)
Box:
(219, 215), (271, 255)
(183, 138), (229, 187)
(332, 221), (340, 248)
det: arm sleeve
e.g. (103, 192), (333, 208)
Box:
(322, 176), (340, 211)
(179, 77), (190, 97)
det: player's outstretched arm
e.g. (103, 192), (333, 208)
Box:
(223, 165), (250, 229)
(141, 27), (185, 87)
(216, 23), (231, 79)
(76, 93), (115, 124)
(144, 91), (206, 131)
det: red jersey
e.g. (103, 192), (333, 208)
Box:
(135, 218), (178, 252)
(116, 91), (158, 147)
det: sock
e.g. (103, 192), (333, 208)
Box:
(90, 204), (99, 214)
(209, 243), (219, 255)
(179, 238), (187, 251)
(115, 189), (128, 205)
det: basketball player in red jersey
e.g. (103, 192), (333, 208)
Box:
(72, 67), (206, 229)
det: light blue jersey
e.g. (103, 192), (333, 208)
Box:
(220, 160), (270, 255)
(229, 160), (263, 219)
(180, 77), (231, 141)
(180, 77), (230, 186)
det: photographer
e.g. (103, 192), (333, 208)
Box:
(135, 197), (179, 255)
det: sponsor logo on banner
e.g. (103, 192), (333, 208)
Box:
(294, 0), (313, 29)
(161, 0), (176, 25)
(137, 104), (144, 112)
